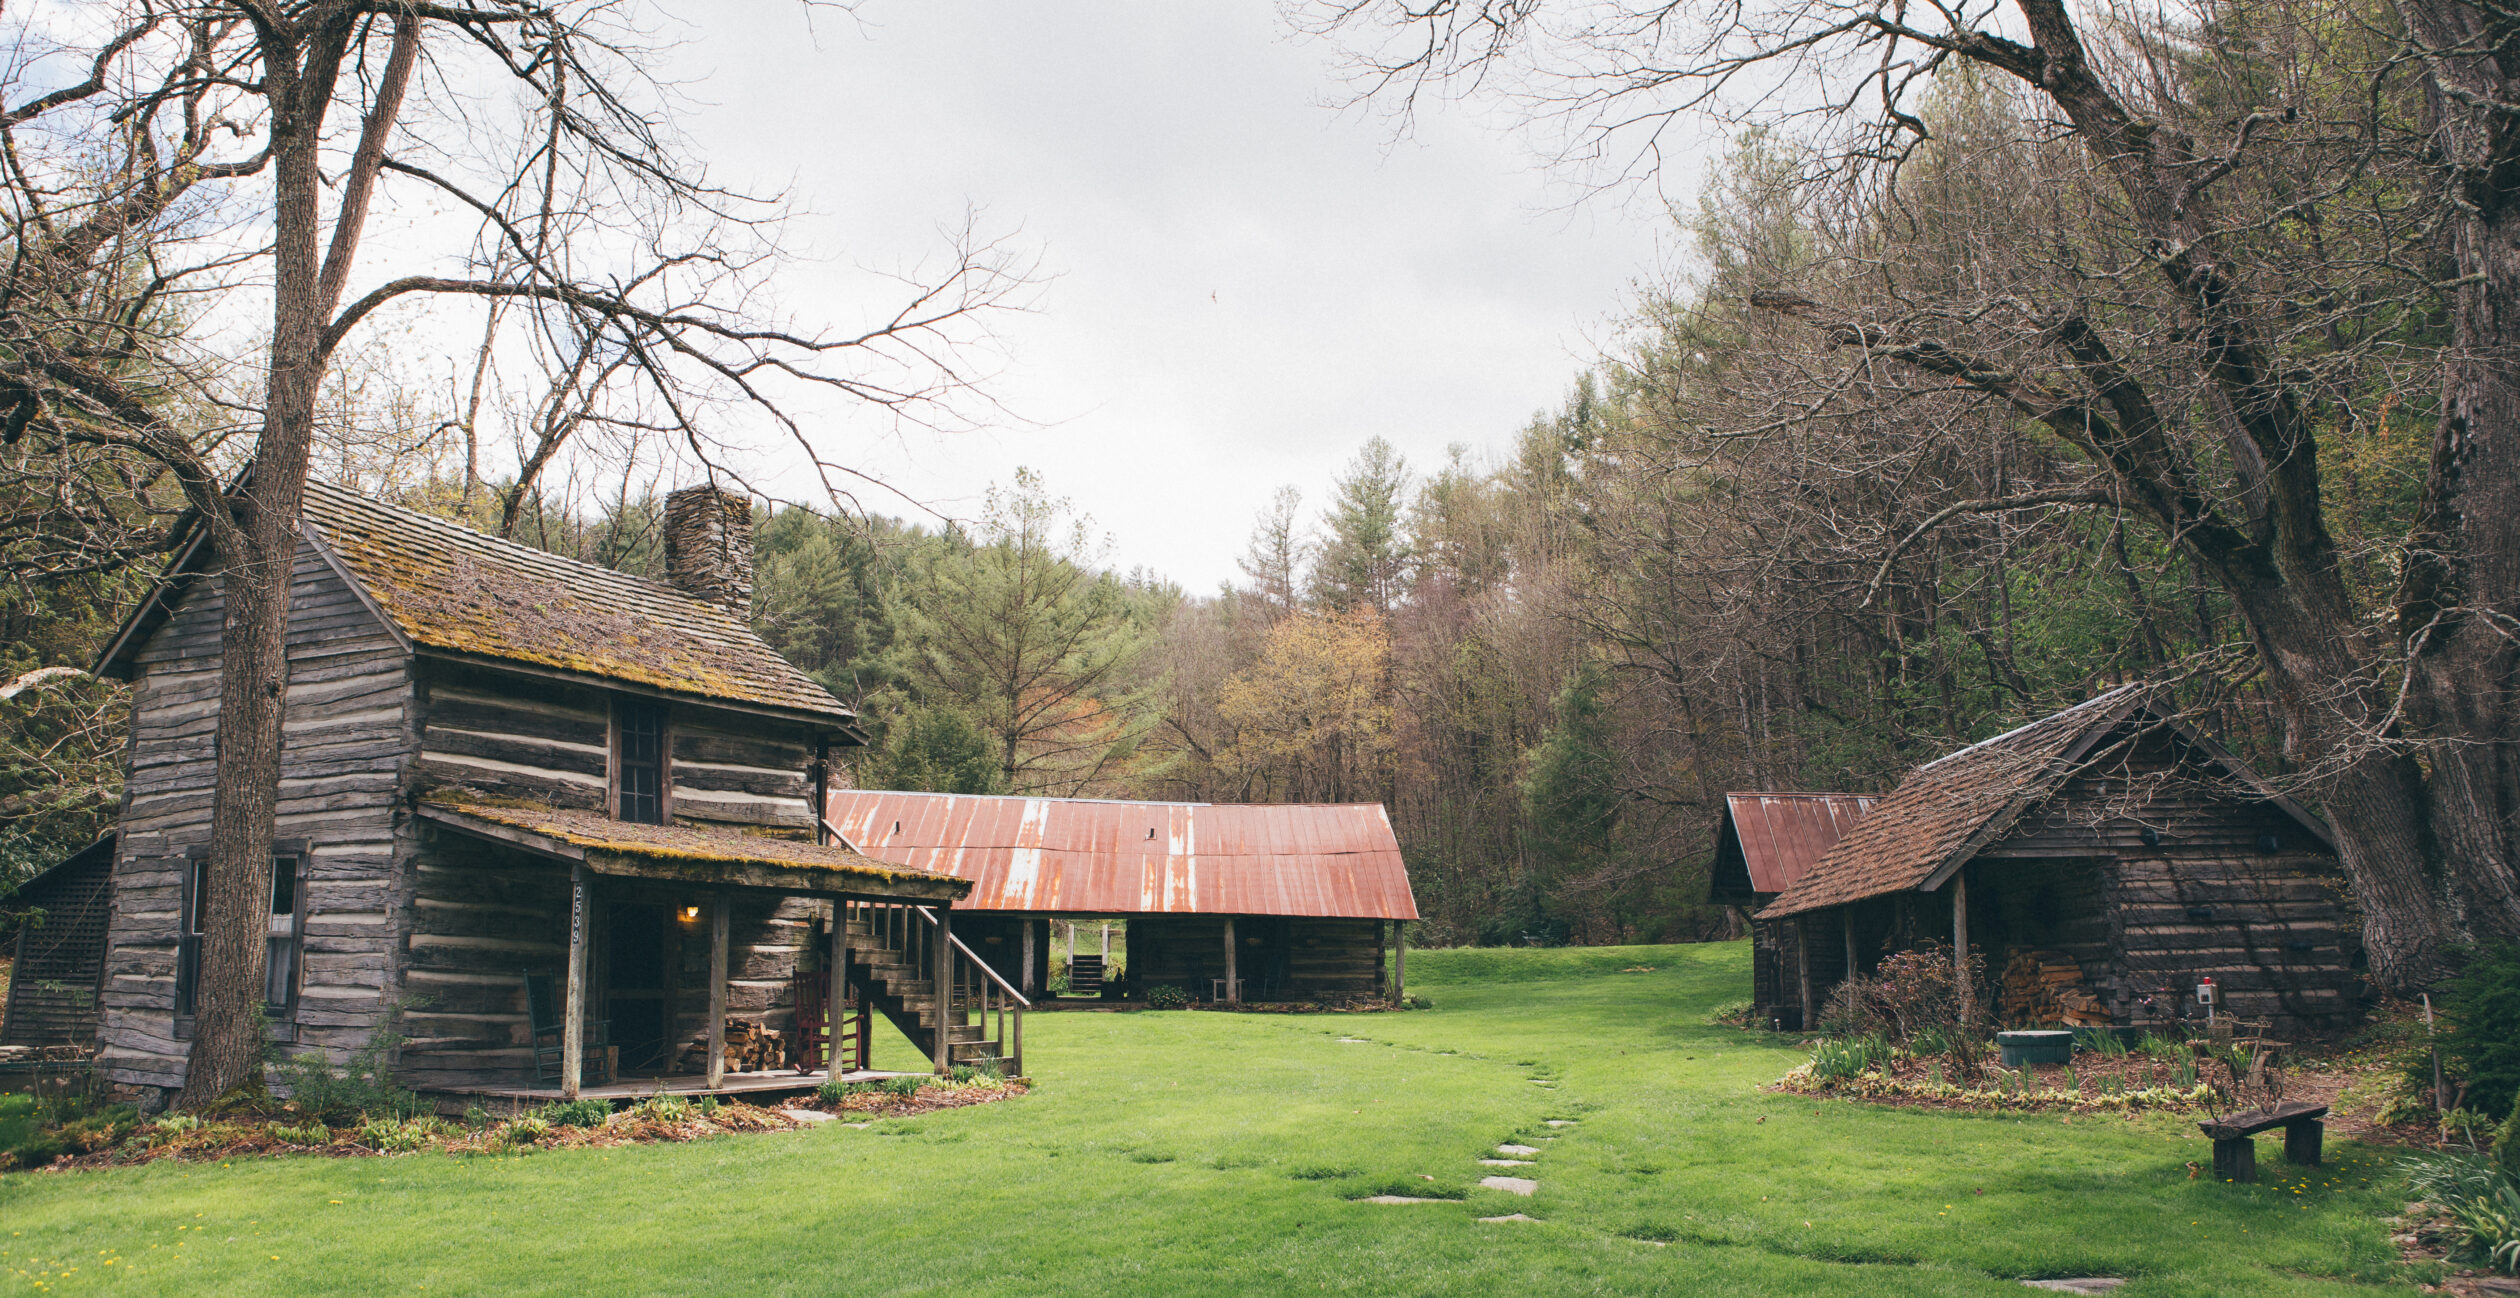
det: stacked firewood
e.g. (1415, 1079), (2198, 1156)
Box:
(673, 1017), (790, 1073)
(1999, 951), (2110, 1027)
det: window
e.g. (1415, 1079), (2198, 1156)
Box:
(615, 698), (667, 824)
(175, 842), (308, 1023)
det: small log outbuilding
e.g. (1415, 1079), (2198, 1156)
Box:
(1753, 686), (2363, 1038)
(1705, 795), (1875, 1030)
(1, 835), (116, 1050)
(824, 791), (1419, 1004)
(81, 480), (1020, 1107)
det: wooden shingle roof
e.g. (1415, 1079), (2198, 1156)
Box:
(103, 480), (852, 725)
(1756, 685), (2153, 919)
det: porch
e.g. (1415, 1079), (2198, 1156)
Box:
(412, 800), (1026, 1101)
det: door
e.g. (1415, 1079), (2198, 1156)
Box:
(606, 902), (672, 1071)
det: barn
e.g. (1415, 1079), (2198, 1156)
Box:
(1753, 686), (2364, 1038)
(823, 791), (1419, 1005)
(1705, 794), (1874, 1030)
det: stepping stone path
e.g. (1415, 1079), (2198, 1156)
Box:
(1496, 1144), (1541, 1156)
(781, 1109), (834, 1124)
(1478, 1213), (1538, 1223)
(1545, 1120), (1575, 1128)
(1478, 1159), (1535, 1167)
(840, 1122), (872, 1129)
(2022, 1282), (2126, 1294)
(1337, 1037), (1370, 1043)
(1360, 1195), (1448, 1205)
(1478, 1176), (1539, 1196)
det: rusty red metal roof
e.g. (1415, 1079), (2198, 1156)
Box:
(824, 791), (1419, 920)
(1722, 793), (1877, 895)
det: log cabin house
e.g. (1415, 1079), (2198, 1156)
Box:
(1704, 794), (1875, 1031)
(1751, 686), (2364, 1038)
(82, 480), (1022, 1108)
(823, 791), (1419, 1004)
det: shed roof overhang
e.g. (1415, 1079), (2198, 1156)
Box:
(417, 801), (969, 903)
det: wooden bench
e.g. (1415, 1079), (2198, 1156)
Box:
(2197, 1101), (2327, 1182)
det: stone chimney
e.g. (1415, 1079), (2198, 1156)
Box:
(663, 484), (754, 614)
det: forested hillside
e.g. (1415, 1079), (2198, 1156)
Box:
(0, 16), (2498, 956)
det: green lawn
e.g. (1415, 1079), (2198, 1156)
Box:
(0, 942), (2416, 1295)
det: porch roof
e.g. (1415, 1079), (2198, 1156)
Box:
(417, 799), (969, 902)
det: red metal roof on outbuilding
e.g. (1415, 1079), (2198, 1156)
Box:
(824, 791), (1419, 920)
(1723, 793), (1877, 894)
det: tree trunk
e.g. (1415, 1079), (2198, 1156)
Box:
(2396, 17), (2520, 940)
(177, 18), (352, 1108)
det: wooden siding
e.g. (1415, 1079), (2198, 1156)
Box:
(669, 714), (814, 829)
(415, 663), (611, 812)
(397, 827), (823, 1091)
(97, 543), (415, 1089)
(1130, 915), (1387, 1000)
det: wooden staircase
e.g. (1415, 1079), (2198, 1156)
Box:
(838, 900), (1025, 1077)
(1067, 953), (1105, 996)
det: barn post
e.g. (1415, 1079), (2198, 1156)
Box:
(1021, 918), (1036, 997)
(1843, 908), (1858, 979)
(1223, 916), (1239, 1002)
(1796, 915), (1815, 1030)
(562, 863), (589, 1100)
(830, 898), (851, 1076)
(1952, 871), (1972, 1022)
(706, 891), (729, 1092)
(1394, 922), (1406, 1005)
(932, 905), (954, 1074)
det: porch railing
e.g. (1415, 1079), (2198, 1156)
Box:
(838, 898), (1026, 1078)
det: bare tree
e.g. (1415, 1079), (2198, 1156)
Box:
(0, 1), (1023, 1105)
(1301, 0), (2520, 987)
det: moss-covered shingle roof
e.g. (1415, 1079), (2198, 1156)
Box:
(298, 481), (849, 722)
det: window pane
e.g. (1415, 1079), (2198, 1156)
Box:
(189, 859), (210, 936)
(269, 854), (295, 916)
(265, 934), (295, 1007)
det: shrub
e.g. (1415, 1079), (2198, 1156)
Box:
(635, 1095), (692, 1124)
(271, 1000), (422, 1123)
(1145, 983), (1190, 1011)
(535, 1098), (612, 1129)
(1816, 943), (1986, 1046)
(501, 1115), (552, 1146)
(269, 1121), (330, 1146)
(2445, 944), (2520, 1121)
(1809, 1034), (1892, 1082)
(882, 1076), (929, 1097)
(2406, 1150), (2520, 1275)
(354, 1117), (433, 1153)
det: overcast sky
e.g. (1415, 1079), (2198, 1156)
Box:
(670, 2), (1676, 590)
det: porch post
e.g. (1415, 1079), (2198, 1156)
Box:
(706, 891), (729, 1092)
(1796, 915), (1815, 1031)
(563, 863), (589, 1100)
(830, 899), (850, 1077)
(1394, 922), (1406, 1004)
(1844, 908), (1858, 978)
(1021, 918), (1036, 997)
(933, 906), (953, 1074)
(1223, 916), (1239, 1003)
(1952, 871), (1972, 1022)
(1101, 921), (1109, 959)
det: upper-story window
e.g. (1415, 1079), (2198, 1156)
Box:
(615, 698), (668, 824)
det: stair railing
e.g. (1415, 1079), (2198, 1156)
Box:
(836, 898), (1027, 1079)
(918, 905), (1028, 1080)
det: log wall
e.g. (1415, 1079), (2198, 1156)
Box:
(97, 543), (416, 1090)
(1129, 915), (1386, 1001)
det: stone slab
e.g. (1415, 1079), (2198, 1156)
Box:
(1478, 1213), (1538, 1223)
(1497, 1144), (1541, 1156)
(1478, 1159), (1536, 1167)
(1479, 1176), (1538, 1196)
(781, 1108), (834, 1124)
(2022, 1282), (2126, 1294)
(1359, 1195), (1448, 1205)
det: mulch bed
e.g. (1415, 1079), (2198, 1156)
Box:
(16, 1080), (1029, 1174)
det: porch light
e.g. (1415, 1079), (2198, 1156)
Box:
(682, 905), (701, 921)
